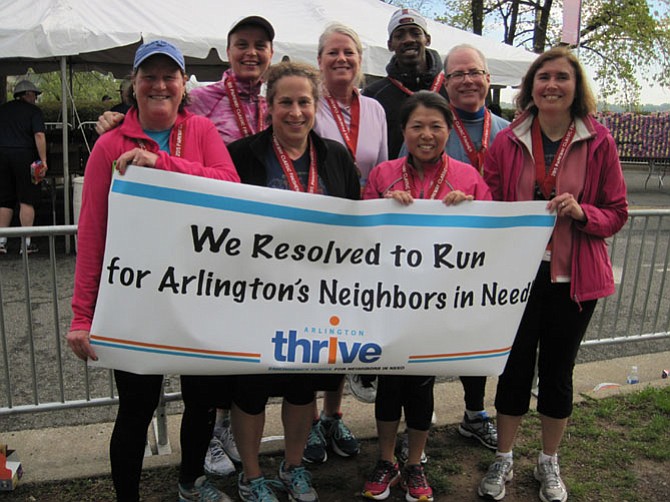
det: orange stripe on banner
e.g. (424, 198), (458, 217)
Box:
(90, 334), (260, 358)
(328, 337), (338, 364)
(408, 346), (511, 360)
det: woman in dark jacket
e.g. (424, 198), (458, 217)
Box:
(226, 61), (359, 502)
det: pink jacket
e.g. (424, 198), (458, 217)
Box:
(363, 155), (492, 201)
(71, 108), (240, 331)
(188, 69), (267, 145)
(484, 111), (628, 303)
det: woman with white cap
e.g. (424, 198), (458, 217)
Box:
(66, 40), (240, 502)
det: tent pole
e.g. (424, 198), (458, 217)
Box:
(60, 56), (72, 253)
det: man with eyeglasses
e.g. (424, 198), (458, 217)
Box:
(443, 44), (509, 174)
(363, 8), (448, 159)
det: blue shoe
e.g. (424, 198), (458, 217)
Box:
(302, 419), (327, 464)
(278, 460), (319, 502)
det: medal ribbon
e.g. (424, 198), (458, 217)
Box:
(450, 105), (491, 174)
(135, 123), (185, 157)
(324, 91), (360, 160)
(401, 153), (449, 199)
(224, 74), (265, 138)
(271, 134), (319, 193)
(531, 118), (576, 199)
(388, 72), (445, 96)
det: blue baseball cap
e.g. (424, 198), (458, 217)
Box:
(133, 40), (185, 71)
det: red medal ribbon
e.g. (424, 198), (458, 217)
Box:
(531, 118), (576, 199)
(224, 74), (265, 138)
(271, 134), (319, 193)
(401, 153), (449, 199)
(450, 105), (491, 174)
(324, 90), (360, 160)
(136, 123), (185, 157)
(388, 71), (445, 96)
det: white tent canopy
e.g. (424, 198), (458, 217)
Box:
(0, 0), (535, 86)
(0, 0), (536, 235)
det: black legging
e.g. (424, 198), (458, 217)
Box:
(375, 375), (435, 431)
(459, 375), (487, 411)
(110, 371), (220, 501)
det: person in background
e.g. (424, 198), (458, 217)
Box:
(363, 8), (448, 159)
(110, 79), (133, 114)
(298, 22), (388, 467)
(361, 90), (491, 502)
(94, 16), (276, 477)
(226, 61), (360, 502)
(65, 40), (240, 502)
(478, 46), (628, 502)
(0, 80), (47, 255)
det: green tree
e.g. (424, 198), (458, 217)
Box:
(7, 70), (120, 104)
(388, 0), (670, 106)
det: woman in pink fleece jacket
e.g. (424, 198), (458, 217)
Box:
(66, 40), (239, 502)
(478, 47), (628, 502)
(362, 90), (491, 502)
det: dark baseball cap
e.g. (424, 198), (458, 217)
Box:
(228, 15), (275, 42)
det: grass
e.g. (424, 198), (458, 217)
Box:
(2, 385), (669, 501)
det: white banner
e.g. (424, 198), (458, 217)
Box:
(89, 168), (555, 376)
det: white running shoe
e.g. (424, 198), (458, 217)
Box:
(215, 420), (241, 463)
(347, 374), (377, 403)
(204, 437), (235, 477)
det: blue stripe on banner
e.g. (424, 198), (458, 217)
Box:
(92, 340), (261, 363)
(112, 179), (555, 229)
(407, 351), (511, 364)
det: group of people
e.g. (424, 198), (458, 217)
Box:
(66, 7), (628, 502)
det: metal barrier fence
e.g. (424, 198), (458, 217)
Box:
(1, 211), (669, 439)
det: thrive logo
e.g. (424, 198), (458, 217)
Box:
(271, 316), (381, 364)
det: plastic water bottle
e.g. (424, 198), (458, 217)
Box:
(627, 365), (639, 384)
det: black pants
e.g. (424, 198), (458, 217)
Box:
(110, 371), (229, 501)
(494, 262), (596, 419)
(459, 375), (487, 411)
(375, 375), (435, 431)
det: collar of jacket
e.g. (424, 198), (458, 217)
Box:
(385, 48), (444, 91)
(247, 126), (330, 164)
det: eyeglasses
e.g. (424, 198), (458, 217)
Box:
(445, 70), (488, 81)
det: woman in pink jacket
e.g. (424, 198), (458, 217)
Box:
(478, 47), (628, 502)
(66, 40), (239, 502)
(362, 90), (491, 502)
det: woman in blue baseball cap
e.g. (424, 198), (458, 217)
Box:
(66, 39), (239, 502)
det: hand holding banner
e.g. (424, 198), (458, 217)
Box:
(89, 168), (554, 376)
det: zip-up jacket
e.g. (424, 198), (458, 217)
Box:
(363, 48), (448, 159)
(227, 126), (360, 200)
(188, 69), (267, 145)
(71, 108), (239, 331)
(484, 110), (628, 303)
(364, 155), (491, 202)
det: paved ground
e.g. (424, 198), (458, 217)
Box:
(4, 352), (670, 484)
